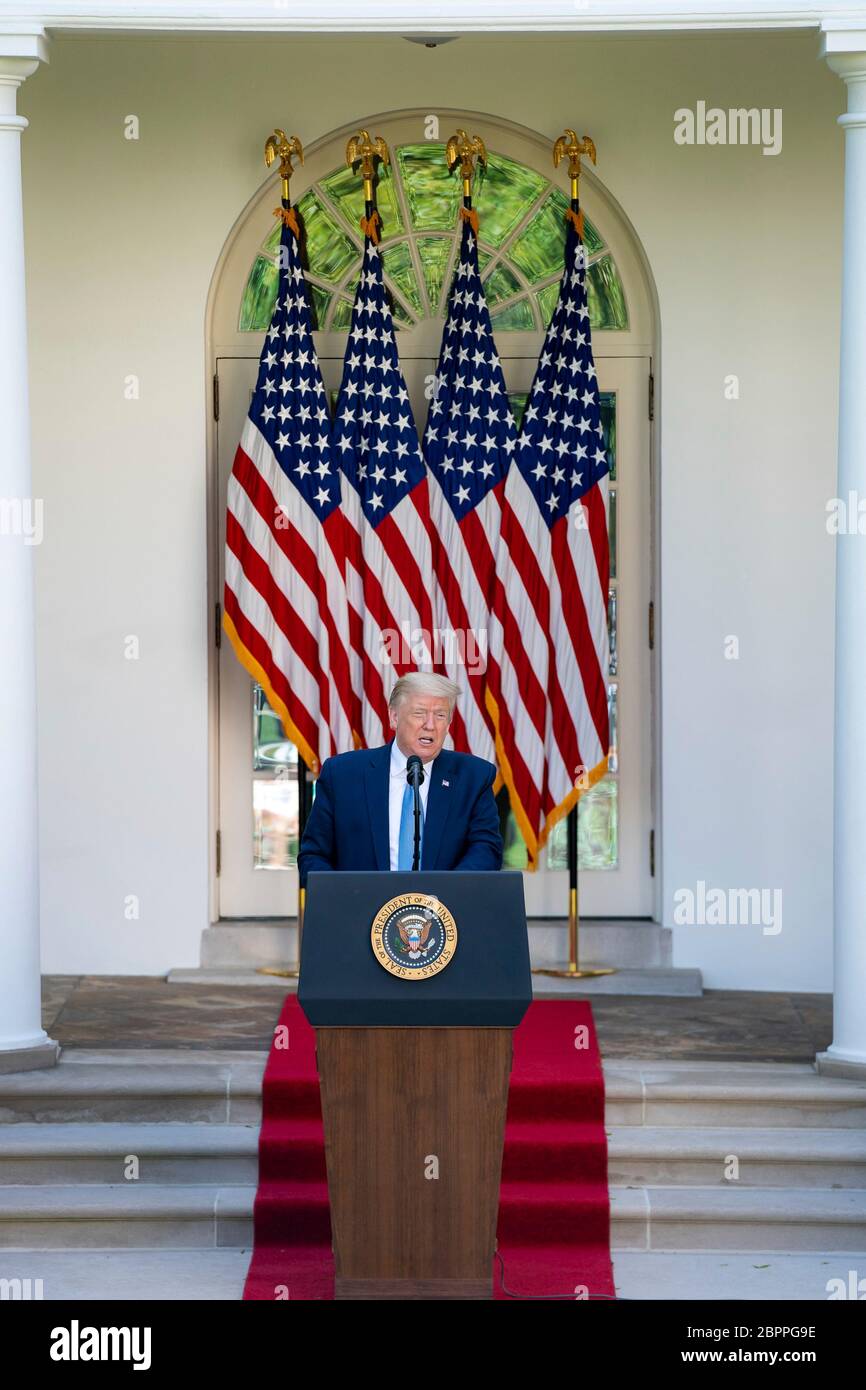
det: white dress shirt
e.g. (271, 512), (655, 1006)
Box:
(388, 739), (437, 870)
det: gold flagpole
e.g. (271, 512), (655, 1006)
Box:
(256, 128), (308, 982)
(534, 130), (614, 983)
(346, 128), (390, 238)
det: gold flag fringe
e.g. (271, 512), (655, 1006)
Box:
(565, 207), (585, 239)
(273, 206), (301, 238)
(359, 209), (381, 244)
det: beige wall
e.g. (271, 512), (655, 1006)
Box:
(20, 31), (843, 985)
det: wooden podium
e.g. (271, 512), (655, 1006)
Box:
(298, 870), (531, 1301)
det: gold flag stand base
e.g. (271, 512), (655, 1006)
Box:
(531, 885), (616, 981)
(533, 964), (616, 979)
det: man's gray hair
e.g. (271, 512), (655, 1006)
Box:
(388, 672), (461, 713)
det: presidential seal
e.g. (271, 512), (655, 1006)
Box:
(370, 893), (458, 980)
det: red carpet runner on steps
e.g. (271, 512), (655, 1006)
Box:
(243, 995), (615, 1300)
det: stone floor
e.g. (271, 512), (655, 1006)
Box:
(41, 976), (833, 1062)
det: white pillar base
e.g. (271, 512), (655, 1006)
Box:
(0, 1038), (59, 1075)
(815, 1048), (866, 1081)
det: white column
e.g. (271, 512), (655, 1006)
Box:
(0, 33), (54, 1070)
(819, 32), (866, 1077)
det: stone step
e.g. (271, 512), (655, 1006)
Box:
(1, 1183), (865, 1252)
(610, 1185), (866, 1252)
(0, 1061), (270, 1125)
(2, 1055), (864, 1127)
(0, 1124), (261, 1185)
(1, 1121), (863, 1188)
(512, 1122), (866, 1187)
(603, 1065), (866, 1128)
(3, 1247), (862, 1301)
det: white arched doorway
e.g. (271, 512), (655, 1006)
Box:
(207, 109), (657, 926)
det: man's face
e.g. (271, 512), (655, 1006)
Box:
(389, 692), (452, 762)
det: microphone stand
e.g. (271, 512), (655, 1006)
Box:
(406, 755), (425, 871)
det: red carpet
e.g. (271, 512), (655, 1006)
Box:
(243, 995), (615, 1300)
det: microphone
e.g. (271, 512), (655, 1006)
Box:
(406, 754), (425, 788)
(406, 755), (424, 871)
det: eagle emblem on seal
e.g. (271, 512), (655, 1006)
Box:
(370, 893), (458, 979)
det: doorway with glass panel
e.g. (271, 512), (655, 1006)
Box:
(212, 115), (655, 920)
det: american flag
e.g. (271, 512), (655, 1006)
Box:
(222, 203), (356, 775)
(333, 233), (467, 748)
(423, 210), (516, 764)
(487, 213), (610, 865)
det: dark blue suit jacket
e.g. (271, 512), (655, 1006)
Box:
(297, 740), (503, 887)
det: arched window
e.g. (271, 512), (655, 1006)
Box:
(239, 142), (628, 338)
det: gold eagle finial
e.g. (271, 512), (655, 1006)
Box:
(445, 129), (488, 197)
(264, 130), (304, 200)
(345, 129), (390, 202)
(553, 129), (596, 198)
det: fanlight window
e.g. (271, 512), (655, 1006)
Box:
(240, 143), (628, 334)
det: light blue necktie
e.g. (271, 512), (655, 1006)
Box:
(397, 779), (424, 870)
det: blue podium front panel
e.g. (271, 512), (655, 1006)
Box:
(297, 870), (531, 1027)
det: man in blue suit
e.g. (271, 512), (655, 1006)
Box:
(297, 673), (503, 886)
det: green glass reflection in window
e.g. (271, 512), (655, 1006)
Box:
(502, 768), (618, 872)
(507, 392), (528, 429)
(508, 190), (570, 282)
(586, 254), (629, 330)
(544, 776), (618, 871)
(416, 237), (452, 313)
(380, 241), (423, 315)
(474, 152), (547, 248)
(501, 803), (529, 870)
(252, 686), (300, 869)
(536, 283), (559, 329)
(241, 147), (628, 333)
(253, 686), (295, 771)
(261, 219), (282, 257)
(483, 263), (522, 308)
(389, 295), (412, 328)
(239, 255), (279, 332)
(535, 263), (627, 334)
(599, 390), (616, 481)
(331, 297), (354, 330)
(396, 143), (461, 231)
(295, 190), (358, 284)
(581, 215), (605, 258)
(307, 284), (331, 330)
(490, 299), (535, 331)
(319, 163), (404, 238)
